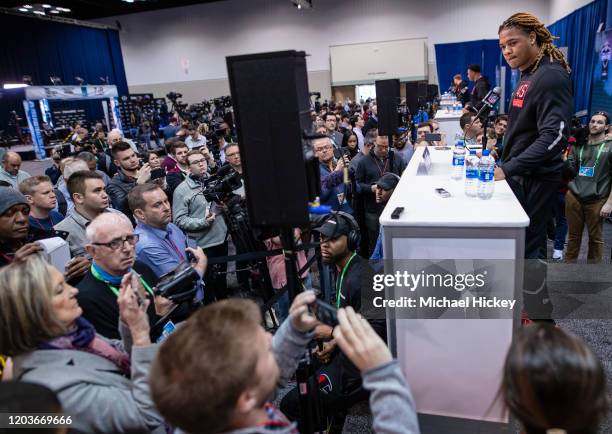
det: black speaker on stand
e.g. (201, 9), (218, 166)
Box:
(375, 79), (400, 137)
(226, 50), (318, 228)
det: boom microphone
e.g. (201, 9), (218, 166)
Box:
(476, 86), (501, 117)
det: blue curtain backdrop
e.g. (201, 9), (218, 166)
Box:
(434, 40), (512, 109)
(548, 0), (607, 113)
(435, 0), (607, 114)
(0, 13), (128, 132)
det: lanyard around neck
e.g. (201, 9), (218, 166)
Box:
(579, 142), (607, 168)
(90, 265), (154, 297)
(335, 252), (357, 308)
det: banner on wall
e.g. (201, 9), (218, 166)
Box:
(23, 101), (46, 160)
(24, 85), (118, 101)
(591, 29), (612, 113)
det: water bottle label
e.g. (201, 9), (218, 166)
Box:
(452, 156), (465, 166)
(479, 169), (494, 182)
(466, 168), (478, 179)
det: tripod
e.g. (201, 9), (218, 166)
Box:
(280, 228), (326, 434)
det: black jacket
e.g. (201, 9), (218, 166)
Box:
(106, 171), (136, 218)
(335, 255), (387, 380)
(501, 57), (573, 181)
(363, 115), (378, 136)
(470, 76), (491, 107)
(452, 80), (470, 106)
(355, 150), (406, 213)
(76, 261), (161, 341)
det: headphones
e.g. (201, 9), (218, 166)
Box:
(330, 211), (361, 252)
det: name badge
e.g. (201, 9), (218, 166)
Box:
(156, 320), (176, 343)
(578, 166), (594, 177)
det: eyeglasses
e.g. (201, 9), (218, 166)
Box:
(92, 234), (139, 250)
(226, 152), (240, 158)
(316, 145), (333, 151)
(189, 158), (206, 166)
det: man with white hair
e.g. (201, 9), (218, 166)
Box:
(77, 212), (174, 340)
(107, 128), (139, 153)
(0, 151), (30, 188)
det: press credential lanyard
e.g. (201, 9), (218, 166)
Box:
(90, 266), (154, 297)
(336, 252), (357, 308)
(579, 142), (607, 170)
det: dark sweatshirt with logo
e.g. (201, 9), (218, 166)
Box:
(566, 139), (612, 202)
(501, 57), (574, 181)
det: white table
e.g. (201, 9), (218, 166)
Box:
(434, 110), (462, 145)
(380, 146), (529, 433)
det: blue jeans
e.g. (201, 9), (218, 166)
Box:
(276, 274), (313, 323)
(554, 192), (568, 251)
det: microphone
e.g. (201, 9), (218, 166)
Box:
(474, 87), (501, 120)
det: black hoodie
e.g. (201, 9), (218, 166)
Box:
(501, 57), (573, 181)
(470, 76), (491, 107)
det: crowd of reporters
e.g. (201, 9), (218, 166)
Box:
(0, 94), (609, 434)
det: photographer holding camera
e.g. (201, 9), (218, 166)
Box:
(150, 292), (419, 434)
(173, 150), (229, 300)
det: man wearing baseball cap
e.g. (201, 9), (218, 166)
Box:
(280, 212), (386, 430)
(371, 173), (401, 261)
(0, 187), (42, 267)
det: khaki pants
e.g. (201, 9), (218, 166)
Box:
(565, 190), (607, 261)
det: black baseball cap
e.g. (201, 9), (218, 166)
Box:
(376, 173), (400, 191)
(314, 216), (351, 239)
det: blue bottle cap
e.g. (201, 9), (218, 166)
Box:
(470, 150), (477, 155)
(482, 149), (491, 156)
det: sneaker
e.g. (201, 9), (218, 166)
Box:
(552, 249), (563, 261)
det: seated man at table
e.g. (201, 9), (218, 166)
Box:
(459, 112), (483, 149)
(414, 122), (433, 147)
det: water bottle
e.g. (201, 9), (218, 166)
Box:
(465, 150), (479, 197)
(451, 139), (465, 180)
(478, 149), (495, 200)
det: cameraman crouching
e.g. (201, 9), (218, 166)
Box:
(77, 212), (176, 341)
(280, 213), (387, 429)
(150, 293), (419, 434)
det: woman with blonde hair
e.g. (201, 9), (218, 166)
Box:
(0, 254), (165, 433)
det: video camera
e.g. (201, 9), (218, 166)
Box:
(198, 169), (243, 204)
(154, 262), (200, 303)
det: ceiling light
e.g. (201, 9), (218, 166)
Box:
(62, 7), (70, 12)
(123, 0), (135, 3)
(18, 7), (28, 11)
(291, 0), (312, 9)
(3, 83), (30, 89)
(50, 9), (59, 13)
(42, 4), (52, 8)
(23, 4), (33, 8)
(33, 10), (45, 15)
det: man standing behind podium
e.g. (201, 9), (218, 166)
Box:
(495, 12), (573, 320)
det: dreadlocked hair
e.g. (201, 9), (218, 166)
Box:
(499, 12), (571, 74)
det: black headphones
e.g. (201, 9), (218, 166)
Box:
(330, 211), (361, 252)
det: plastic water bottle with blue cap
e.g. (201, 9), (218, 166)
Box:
(451, 134), (465, 180)
(464, 149), (479, 197)
(477, 150), (495, 200)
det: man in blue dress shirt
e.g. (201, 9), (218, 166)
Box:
(128, 183), (207, 279)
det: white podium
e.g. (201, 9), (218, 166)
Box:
(434, 110), (462, 145)
(379, 146), (529, 433)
